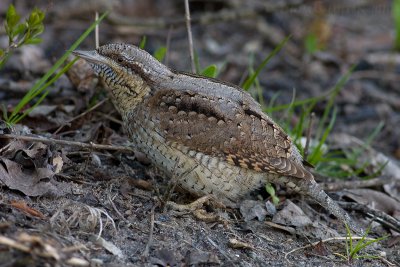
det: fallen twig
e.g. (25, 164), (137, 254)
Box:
(0, 134), (134, 153)
(142, 205), (156, 259)
(319, 176), (398, 191)
(337, 201), (400, 233)
(53, 98), (108, 135)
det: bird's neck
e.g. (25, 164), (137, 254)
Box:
(103, 71), (152, 116)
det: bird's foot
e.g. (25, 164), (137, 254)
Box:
(166, 195), (226, 223)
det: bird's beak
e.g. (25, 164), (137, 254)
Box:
(72, 50), (105, 64)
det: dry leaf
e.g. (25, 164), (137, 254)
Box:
(228, 238), (253, 249)
(0, 158), (69, 197)
(10, 200), (46, 219)
(240, 200), (268, 222)
(52, 155), (64, 174)
(272, 200), (312, 227)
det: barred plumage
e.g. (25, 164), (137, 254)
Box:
(73, 43), (360, 233)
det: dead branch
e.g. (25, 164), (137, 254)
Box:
(0, 134), (134, 153)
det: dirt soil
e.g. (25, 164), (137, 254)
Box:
(0, 1), (400, 266)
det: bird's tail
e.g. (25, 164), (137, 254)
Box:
(298, 179), (363, 234)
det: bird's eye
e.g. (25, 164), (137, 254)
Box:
(117, 57), (123, 63)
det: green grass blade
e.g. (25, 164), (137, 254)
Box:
(266, 91), (281, 111)
(350, 225), (371, 258)
(139, 36), (147, 49)
(293, 102), (316, 145)
(30, 59), (77, 101)
(265, 95), (322, 113)
(347, 223), (353, 258)
(12, 90), (50, 124)
(7, 11), (109, 124)
(201, 64), (218, 78)
(9, 59), (77, 124)
(309, 106), (337, 164)
(364, 121), (385, 147)
(242, 36), (290, 90)
(1, 104), (9, 121)
(363, 160), (388, 179)
(316, 65), (355, 139)
(154, 46), (167, 62)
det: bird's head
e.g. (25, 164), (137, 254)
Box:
(73, 43), (169, 114)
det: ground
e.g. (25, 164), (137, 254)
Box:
(0, 1), (399, 266)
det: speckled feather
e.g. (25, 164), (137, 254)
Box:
(147, 89), (313, 179)
(73, 43), (361, 233)
(84, 44), (313, 180)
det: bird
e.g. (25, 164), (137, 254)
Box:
(73, 43), (359, 232)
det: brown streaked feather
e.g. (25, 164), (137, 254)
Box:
(147, 89), (313, 180)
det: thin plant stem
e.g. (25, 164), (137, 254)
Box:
(184, 0), (196, 73)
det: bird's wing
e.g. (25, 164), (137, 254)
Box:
(146, 88), (313, 179)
